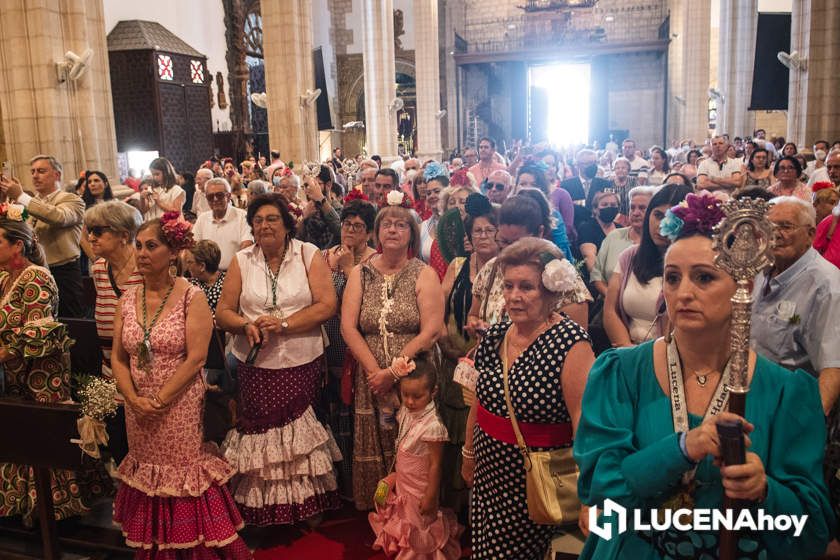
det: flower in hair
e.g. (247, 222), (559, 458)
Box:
(0, 203), (28, 222)
(541, 256), (578, 293)
(386, 190), (407, 207)
(280, 167), (294, 177)
(160, 211), (195, 250)
(423, 161), (450, 182)
(660, 193), (725, 241)
(812, 181), (835, 193)
(522, 156), (549, 172)
(344, 188), (369, 204)
(450, 168), (475, 188)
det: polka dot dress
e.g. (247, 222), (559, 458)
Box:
(471, 318), (590, 559)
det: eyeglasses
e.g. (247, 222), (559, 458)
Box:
(770, 221), (807, 234)
(487, 183), (506, 191)
(206, 192), (229, 201)
(380, 221), (410, 231)
(342, 220), (367, 233)
(88, 225), (112, 237)
(253, 215), (283, 225)
(472, 227), (497, 238)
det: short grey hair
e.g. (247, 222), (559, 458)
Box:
(439, 184), (477, 215)
(769, 196), (816, 227)
(575, 148), (596, 161)
(196, 168), (213, 180)
(628, 185), (660, 200)
(84, 200), (143, 239)
(29, 155), (63, 177)
(205, 177), (232, 193)
(248, 180), (269, 196)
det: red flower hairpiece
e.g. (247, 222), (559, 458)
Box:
(160, 211), (195, 250)
(812, 181), (835, 193)
(344, 188), (369, 204)
(280, 167), (294, 178)
(450, 168), (472, 187)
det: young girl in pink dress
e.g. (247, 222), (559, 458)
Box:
(369, 357), (463, 559)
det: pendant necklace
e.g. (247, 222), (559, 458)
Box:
(137, 281), (175, 369)
(263, 248), (286, 319)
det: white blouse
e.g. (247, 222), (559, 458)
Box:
(231, 239), (324, 369)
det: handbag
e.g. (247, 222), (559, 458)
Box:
(501, 330), (580, 525)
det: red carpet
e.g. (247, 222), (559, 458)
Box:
(252, 503), (470, 560)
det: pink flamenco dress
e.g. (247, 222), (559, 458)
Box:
(113, 285), (250, 559)
(369, 402), (463, 559)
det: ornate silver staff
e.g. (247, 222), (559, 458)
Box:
(712, 197), (775, 560)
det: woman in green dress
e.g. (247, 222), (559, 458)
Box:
(574, 193), (834, 559)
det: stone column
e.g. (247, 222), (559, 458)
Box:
(262, 0), (318, 163)
(667, 0), (711, 143)
(0, 0), (117, 181)
(413, 0), (443, 160)
(361, 0), (397, 159)
(717, 0), (757, 137)
(787, 0), (840, 146)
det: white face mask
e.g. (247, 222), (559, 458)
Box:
(272, 176), (282, 187)
(405, 169), (417, 181)
(816, 149), (827, 161)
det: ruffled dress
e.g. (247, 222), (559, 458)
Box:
(369, 402), (463, 559)
(113, 284), (249, 559)
(0, 266), (112, 525)
(220, 241), (341, 525)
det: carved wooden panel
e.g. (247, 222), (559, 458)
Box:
(110, 51), (158, 151)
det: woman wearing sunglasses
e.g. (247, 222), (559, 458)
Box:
(84, 200), (145, 463)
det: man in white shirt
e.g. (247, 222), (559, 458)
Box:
(696, 135), (742, 193)
(192, 168), (213, 215)
(621, 139), (649, 177)
(192, 178), (253, 270)
(807, 140), (831, 188)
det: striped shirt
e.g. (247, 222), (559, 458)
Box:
(92, 257), (143, 376)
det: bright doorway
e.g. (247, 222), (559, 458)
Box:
(529, 63), (591, 146)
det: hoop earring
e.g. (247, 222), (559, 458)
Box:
(169, 261), (178, 278)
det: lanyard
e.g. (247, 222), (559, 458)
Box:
(667, 338), (732, 481)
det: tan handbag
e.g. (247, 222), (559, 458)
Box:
(501, 331), (581, 525)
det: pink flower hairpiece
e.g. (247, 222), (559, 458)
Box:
(160, 211), (195, 250)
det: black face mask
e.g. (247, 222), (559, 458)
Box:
(582, 164), (598, 179)
(598, 207), (620, 223)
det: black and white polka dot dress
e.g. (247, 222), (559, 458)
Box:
(471, 318), (590, 559)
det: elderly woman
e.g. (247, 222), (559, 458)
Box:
(609, 157), (637, 220)
(591, 186), (656, 297)
(768, 156), (810, 201)
(216, 193), (340, 525)
(271, 167), (301, 206)
(813, 182), (840, 224)
(574, 194), (833, 559)
(438, 193), (500, 511)
(462, 237), (595, 559)
(603, 184), (691, 347)
(321, 199), (377, 498)
(110, 214), (248, 557)
(86, 201), (145, 375)
(0, 215), (110, 524)
(467, 194), (591, 331)
(577, 190), (621, 274)
(341, 194), (444, 510)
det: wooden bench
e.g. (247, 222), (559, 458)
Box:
(0, 399), (128, 559)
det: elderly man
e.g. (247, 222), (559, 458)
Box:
(192, 167), (213, 215)
(0, 155), (86, 317)
(469, 137), (506, 185)
(359, 165), (378, 202)
(751, 197), (840, 414)
(192, 178), (253, 271)
(697, 135), (742, 193)
(485, 169), (512, 205)
(561, 148), (612, 209)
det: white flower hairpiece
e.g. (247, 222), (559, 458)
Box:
(542, 258), (578, 293)
(386, 190), (405, 206)
(0, 203), (27, 222)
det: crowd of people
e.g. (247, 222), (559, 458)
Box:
(0, 129), (838, 559)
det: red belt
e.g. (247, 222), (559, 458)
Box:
(476, 402), (572, 447)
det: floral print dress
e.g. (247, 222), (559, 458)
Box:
(0, 266), (110, 524)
